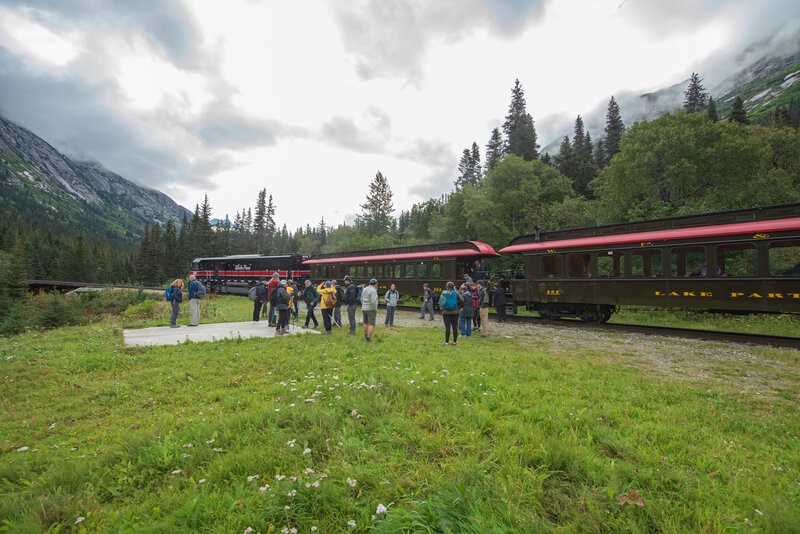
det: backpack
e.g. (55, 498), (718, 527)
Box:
(195, 281), (207, 298)
(439, 290), (458, 311)
(248, 286), (258, 301)
(323, 291), (337, 308)
(335, 286), (345, 305)
(356, 285), (363, 303)
(278, 288), (291, 306)
(165, 286), (173, 302)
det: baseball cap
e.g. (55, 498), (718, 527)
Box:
(369, 278), (377, 285)
(344, 275), (351, 281)
(280, 280), (287, 285)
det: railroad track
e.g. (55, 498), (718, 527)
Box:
(395, 304), (800, 350)
(26, 280), (165, 292)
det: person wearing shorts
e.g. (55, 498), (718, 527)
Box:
(360, 278), (379, 342)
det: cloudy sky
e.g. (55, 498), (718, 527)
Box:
(1, 0), (798, 229)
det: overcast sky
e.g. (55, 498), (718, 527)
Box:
(1, 0), (798, 229)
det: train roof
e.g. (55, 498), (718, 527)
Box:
(192, 254), (303, 262)
(304, 241), (499, 265)
(500, 216), (800, 254)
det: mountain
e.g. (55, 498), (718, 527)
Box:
(541, 35), (800, 154)
(0, 114), (190, 243)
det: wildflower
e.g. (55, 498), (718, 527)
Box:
(247, 475), (259, 482)
(275, 475), (286, 481)
(259, 485), (269, 493)
(182, 443), (192, 448)
(172, 469), (182, 475)
(205, 439), (215, 444)
(287, 489), (297, 497)
(287, 439), (296, 447)
(75, 516), (85, 525)
(284, 505), (290, 511)
(312, 480), (320, 487)
(16, 446), (28, 452)
(183, 453), (190, 458)
(347, 478), (357, 488)
(304, 468), (315, 475)
(376, 503), (387, 514)
(303, 448), (311, 455)
(244, 528), (253, 534)
(348, 520), (356, 528)
(199, 479), (206, 484)
(311, 527), (317, 532)
(755, 509), (764, 516)
(213, 448), (224, 452)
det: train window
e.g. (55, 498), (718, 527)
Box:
(376, 265), (384, 278)
(418, 263), (428, 278)
(541, 255), (562, 278)
(367, 265), (374, 277)
(349, 265), (356, 277)
(631, 251), (663, 277)
(671, 246), (706, 277)
(432, 263), (441, 278)
(769, 240), (800, 276)
(597, 251), (624, 277)
(394, 265), (401, 278)
(356, 265), (364, 278)
(404, 264), (414, 278)
(718, 244), (756, 277)
(567, 253), (590, 278)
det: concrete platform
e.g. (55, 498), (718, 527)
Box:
(123, 321), (319, 347)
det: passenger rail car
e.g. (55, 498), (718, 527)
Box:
(500, 203), (800, 322)
(190, 254), (309, 295)
(304, 241), (499, 299)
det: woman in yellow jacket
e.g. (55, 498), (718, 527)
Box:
(316, 281), (337, 335)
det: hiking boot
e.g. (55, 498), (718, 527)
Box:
(170, 325), (180, 328)
(480, 335), (488, 338)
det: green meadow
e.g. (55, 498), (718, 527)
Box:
(1, 293), (799, 532)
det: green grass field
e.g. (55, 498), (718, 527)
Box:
(1, 293), (799, 532)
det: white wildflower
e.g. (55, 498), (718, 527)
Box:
(247, 475), (259, 482)
(75, 516), (85, 525)
(275, 475), (285, 481)
(303, 448), (311, 455)
(348, 519), (356, 527)
(171, 469), (182, 475)
(287, 489), (296, 497)
(198, 479), (206, 484)
(376, 503), (387, 514)
(347, 478), (357, 488)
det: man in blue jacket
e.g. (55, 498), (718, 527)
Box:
(187, 274), (200, 327)
(301, 279), (319, 329)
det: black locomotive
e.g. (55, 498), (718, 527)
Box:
(190, 254), (309, 295)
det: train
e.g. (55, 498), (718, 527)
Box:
(190, 202), (800, 320)
(190, 254), (309, 295)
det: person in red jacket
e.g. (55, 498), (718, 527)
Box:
(266, 272), (280, 326)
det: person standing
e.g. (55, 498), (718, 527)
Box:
(344, 276), (359, 335)
(476, 280), (490, 338)
(253, 278), (268, 322)
(168, 279), (183, 328)
(301, 279), (319, 328)
(275, 280), (290, 335)
(420, 283), (435, 321)
(267, 272), (280, 326)
(332, 280), (344, 327)
(493, 283), (507, 323)
(317, 281), (337, 335)
(384, 283), (399, 326)
(187, 274), (200, 327)
(459, 285), (474, 337)
(470, 282), (480, 332)
(361, 278), (379, 342)
(438, 281), (463, 345)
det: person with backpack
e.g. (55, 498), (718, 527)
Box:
(470, 282), (480, 332)
(476, 280), (489, 338)
(420, 283), (435, 321)
(301, 279), (319, 329)
(317, 281), (337, 335)
(187, 274), (201, 327)
(267, 272), (280, 326)
(438, 281), (463, 345)
(167, 279), (183, 328)
(384, 283), (399, 326)
(275, 280), (291, 335)
(332, 280), (344, 328)
(252, 278), (268, 322)
(459, 284), (474, 338)
(344, 276), (359, 335)
(361, 278), (379, 342)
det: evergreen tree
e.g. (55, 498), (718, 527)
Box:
(485, 127), (504, 171)
(604, 96), (625, 162)
(360, 171), (394, 235)
(253, 189), (267, 233)
(470, 142), (481, 183)
(730, 96), (748, 124)
(265, 195), (276, 253)
(502, 79), (539, 160)
(593, 137), (606, 168)
(683, 72), (708, 113)
(455, 143), (482, 188)
(163, 219), (180, 279)
(554, 136), (575, 179)
(707, 96), (718, 122)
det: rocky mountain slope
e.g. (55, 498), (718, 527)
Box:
(0, 114), (190, 243)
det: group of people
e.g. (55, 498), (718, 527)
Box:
(252, 273), (301, 335)
(302, 276), (381, 342)
(435, 275), (506, 346)
(167, 274), (203, 328)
